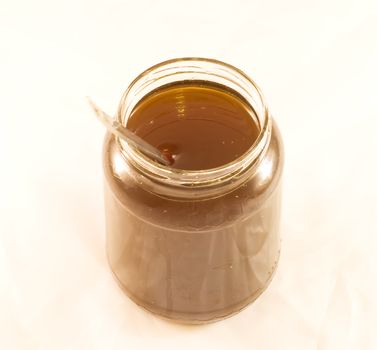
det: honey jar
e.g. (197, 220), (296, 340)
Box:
(103, 58), (284, 323)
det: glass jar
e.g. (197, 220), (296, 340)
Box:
(103, 58), (284, 324)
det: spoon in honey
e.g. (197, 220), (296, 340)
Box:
(87, 97), (171, 166)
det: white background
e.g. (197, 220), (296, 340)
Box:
(1, 0), (377, 349)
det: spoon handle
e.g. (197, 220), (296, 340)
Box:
(87, 97), (170, 166)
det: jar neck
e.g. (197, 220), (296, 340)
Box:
(116, 57), (271, 199)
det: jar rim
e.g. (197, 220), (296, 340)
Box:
(116, 57), (272, 188)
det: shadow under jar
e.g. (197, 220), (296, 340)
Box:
(103, 58), (284, 324)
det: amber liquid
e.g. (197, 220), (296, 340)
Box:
(127, 82), (260, 170)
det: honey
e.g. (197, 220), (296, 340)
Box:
(127, 82), (260, 170)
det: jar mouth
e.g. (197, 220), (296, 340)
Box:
(116, 57), (271, 187)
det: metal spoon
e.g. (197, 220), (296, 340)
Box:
(87, 97), (171, 166)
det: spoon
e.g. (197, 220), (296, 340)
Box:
(87, 97), (171, 166)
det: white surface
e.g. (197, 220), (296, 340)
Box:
(1, 0), (377, 349)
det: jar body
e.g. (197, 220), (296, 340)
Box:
(103, 120), (283, 323)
